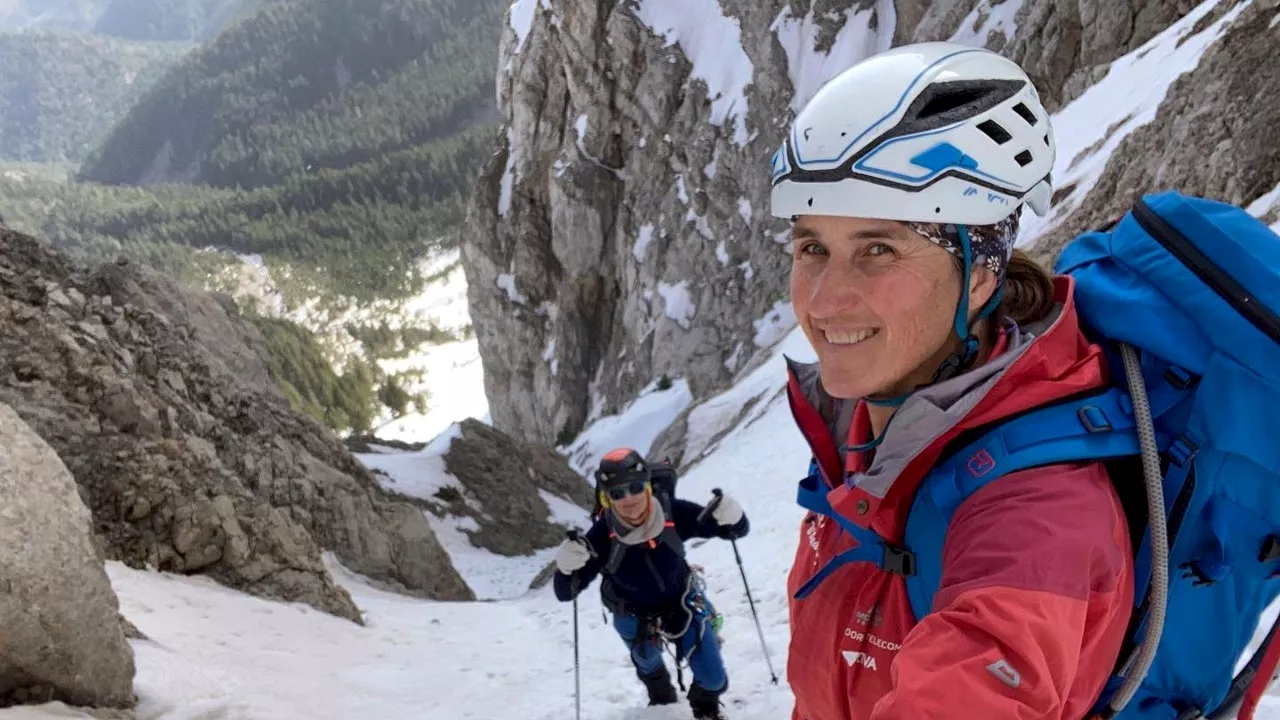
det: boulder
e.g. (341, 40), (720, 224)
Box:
(0, 403), (135, 709)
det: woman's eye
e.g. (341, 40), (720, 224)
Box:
(867, 243), (895, 257)
(799, 242), (827, 256)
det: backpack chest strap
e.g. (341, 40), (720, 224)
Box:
(793, 471), (915, 600)
(902, 387), (1154, 621)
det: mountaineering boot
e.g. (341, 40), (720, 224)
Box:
(638, 665), (678, 706)
(688, 683), (727, 720)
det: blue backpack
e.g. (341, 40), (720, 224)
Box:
(796, 191), (1280, 719)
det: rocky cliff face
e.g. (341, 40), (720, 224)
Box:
(0, 228), (474, 623)
(1028, 0), (1280, 261)
(461, 0), (1219, 447)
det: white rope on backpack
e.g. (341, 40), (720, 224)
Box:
(1109, 342), (1171, 714)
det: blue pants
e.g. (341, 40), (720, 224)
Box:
(612, 585), (728, 693)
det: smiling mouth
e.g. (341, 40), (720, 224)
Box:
(821, 328), (879, 346)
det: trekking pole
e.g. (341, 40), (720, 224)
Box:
(705, 488), (779, 684)
(567, 530), (584, 720)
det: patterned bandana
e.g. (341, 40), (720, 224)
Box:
(904, 213), (1021, 278)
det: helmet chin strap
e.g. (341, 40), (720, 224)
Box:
(937, 225), (1005, 383)
(853, 227), (1004, 453)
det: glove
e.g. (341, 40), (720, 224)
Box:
(711, 493), (744, 527)
(555, 537), (591, 574)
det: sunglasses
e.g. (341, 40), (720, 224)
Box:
(606, 481), (649, 501)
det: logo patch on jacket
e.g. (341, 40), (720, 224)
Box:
(854, 605), (883, 628)
(842, 650), (878, 671)
(986, 658), (1021, 688)
(806, 515), (822, 555)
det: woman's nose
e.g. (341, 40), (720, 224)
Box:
(806, 260), (865, 320)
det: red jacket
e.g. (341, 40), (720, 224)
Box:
(785, 277), (1134, 720)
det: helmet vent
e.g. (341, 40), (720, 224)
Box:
(1012, 102), (1038, 125)
(1043, 133), (1050, 146)
(917, 87), (988, 118)
(1014, 150), (1034, 167)
(891, 79), (1025, 138)
(977, 119), (1012, 145)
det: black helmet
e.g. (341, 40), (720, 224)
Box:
(595, 448), (651, 488)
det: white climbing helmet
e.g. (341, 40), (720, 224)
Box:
(770, 41), (1056, 226)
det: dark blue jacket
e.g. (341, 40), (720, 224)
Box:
(553, 495), (749, 615)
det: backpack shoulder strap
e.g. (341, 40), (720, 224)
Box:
(902, 387), (1143, 620)
(655, 492), (685, 559)
(603, 520), (627, 576)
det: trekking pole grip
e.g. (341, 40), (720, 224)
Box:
(567, 528), (596, 559)
(697, 488), (724, 524)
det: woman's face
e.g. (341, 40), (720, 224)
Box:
(789, 215), (996, 400)
(612, 488), (651, 525)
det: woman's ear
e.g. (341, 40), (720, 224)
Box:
(967, 265), (1000, 320)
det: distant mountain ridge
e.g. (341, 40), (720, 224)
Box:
(0, 0), (258, 41)
(0, 30), (187, 163)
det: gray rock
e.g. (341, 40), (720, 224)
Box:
(0, 403), (135, 708)
(118, 614), (146, 642)
(0, 228), (474, 625)
(647, 410), (689, 471)
(528, 561), (557, 591)
(440, 419), (595, 555)
(996, 0), (1192, 111)
(87, 266), (282, 401)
